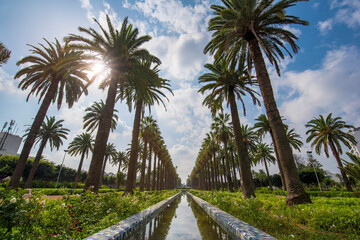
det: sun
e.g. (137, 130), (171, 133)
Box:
(87, 61), (109, 83)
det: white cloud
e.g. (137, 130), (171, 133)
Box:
(330, 0), (360, 28)
(317, 19), (333, 34)
(79, 0), (95, 21)
(279, 45), (360, 127)
(0, 69), (24, 95)
(133, 0), (210, 35)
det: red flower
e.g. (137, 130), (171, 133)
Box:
(51, 233), (55, 236)
(35, 212), (37, 214)
(75, 220), (78, 223)
(72, 225), (75, 229)
(77, 228), (81, 232)
(71, 214), (74, 217)
(68, 205), (72, 209)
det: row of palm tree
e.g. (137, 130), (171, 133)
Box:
(198, 0), (312, 205)
(190, 112), (357, 194)
(8, 14), (178, 192)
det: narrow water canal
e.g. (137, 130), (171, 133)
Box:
(129, 193), (232, 240)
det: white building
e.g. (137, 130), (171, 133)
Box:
(349, 127), (360, 157)
(0, 132), (22, 156)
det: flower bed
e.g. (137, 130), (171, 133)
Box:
(0, 189), (179, 239)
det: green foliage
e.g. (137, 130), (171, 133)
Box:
(0, 189), (179, 239)
(190, 190), (360, 239)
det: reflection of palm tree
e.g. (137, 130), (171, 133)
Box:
(205, 0), (310, 205)
(254, 143), (276, 190)
(306, 113), (356, 191)
(25, 116), (69, 188)
(0, 42), (11, 66)
(83, 100), (118, 133)
(68, 133), (94, 188)
(9, 39), (89, 188)
(66, 15), (154, 191)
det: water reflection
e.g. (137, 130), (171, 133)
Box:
(128, 193), (232, 240)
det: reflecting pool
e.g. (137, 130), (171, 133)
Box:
(128, 193), (232, 240)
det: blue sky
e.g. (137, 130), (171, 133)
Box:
(1, 0), (360, 183)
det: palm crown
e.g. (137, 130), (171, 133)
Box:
(205, 0), (309, 75)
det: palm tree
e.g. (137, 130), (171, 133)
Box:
(68, 133), (94, 188)
(111, 151), (127, 188)
(99, 143), (117, 188)
(286, 127), (303, 152)
(199, 56), (260, 197)
(24, 116), (69, 188)
(211, 113), (234, 192)
(0, 42), (11, 66)
(253, 143), (276, 190)
(119, 59), (172, 194)
(8, 39), (90, 189)
(83, 100), (118, 133)
(205, 0), (311, 205)
(306, 113), (356, 191)
(342, 153), (360, 182)
(254, 114), (286, 190)
(66, 15), (155, 191)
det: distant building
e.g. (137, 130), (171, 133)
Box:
(0, 132), (22, 156)
(349, 127), (360, 157)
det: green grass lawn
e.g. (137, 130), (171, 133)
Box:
(190, 190), (360, 240)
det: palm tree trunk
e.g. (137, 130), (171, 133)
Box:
(220, 156), (226, 189)
(270, 131), (286, 190)
(125, 99), (143, 194)
(157, 159), (161, 190)
(222, 142), (234, 192)
(99, 155), (108, 188)
(139, 141), (148, 191)
(228, 89), (254, 197)
(152, 153), (157, 190)
(74, 151), (86, 189)
(230, 151), (238, 190)
(329, 139), (353, 192)
(213, 151), (218, 189)
(249, 39), (311, 205)
(24, 139), (47, 188)
(146, 146), (152, 191)
(85, 75), (118, 192)
(8, 79), (59, 189)
(116, 160), (122, 189)
(263, 157), (273, 190)
(210, 156), (216, 190)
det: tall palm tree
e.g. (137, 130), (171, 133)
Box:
(211, 113), (235, 192)
(68, 132), (94, 188)
(199, 56), (260, 197)
(286, 127), (303, 152)
(66, 15), (155, 191)
(253, 143), (276, 190)
(0, 42), (11, 66)
(24, 116), (69, 188)
(205, 0), (311, 204)
(342, 153), (360, 182)
(254, 114), (286, 190)
(111, 151), (127, 188)
(99, 143), (117, 188)
(9, 39), (90, 189)
(83, 100), (118, 133)
(119, 59), (172, 194)
(306, 113), (356, 191)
